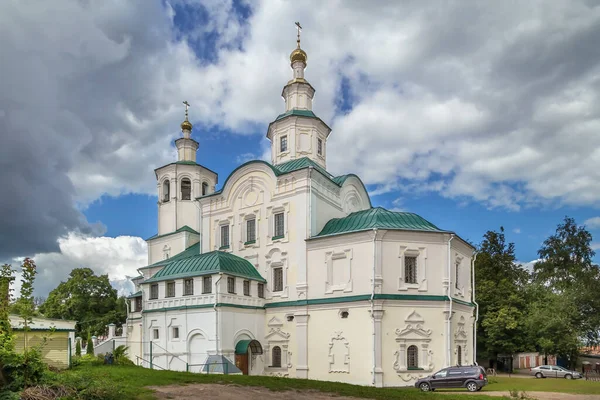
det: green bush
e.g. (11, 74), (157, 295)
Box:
(86, 337), (94, 356)
(0, 347), (47, 392)
(75, 340), (81, 357)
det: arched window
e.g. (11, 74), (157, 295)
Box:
(457, 345), (462, 366)
(202, 182), (209, 196)
(181, 178), (191, 200)
(163, 180), (170, 202)
(272, 346), (282, 368)
(407, 345), (418, 369)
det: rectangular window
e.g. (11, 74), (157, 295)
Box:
(202, 276), (212, 294)
(184, 279), (194, 296)
(243, 280), (250, 296)
(317, 138), (323, 155)
(227, 276), (235, 294)
(455, 261), (460, 289)
(135, 297), (142, 312)
(405, 256), (418, 284)
(246, 218), (256, 244)
(273, 267), (283, 292)
(166, 281), (175, 297)
(150, 284), (158, 299)
(280, 136), (288, 152)
(153, 329), (159, 339)
(220, 225), (230, 248)
(258, 283), (265, 298)
(274, 212), (284, 239)
(172, 327), (179, 339)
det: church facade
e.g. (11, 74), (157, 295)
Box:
(125, 33), (476, 387)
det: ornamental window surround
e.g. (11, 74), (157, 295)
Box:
(181, 178), (191, 200)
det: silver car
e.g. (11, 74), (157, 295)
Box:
(530, 365), (582, 379)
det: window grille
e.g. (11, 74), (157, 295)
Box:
(246, 219), (256, 243)
(258, 283), (264, 298)
(227, 277), (235, 294)
(407, 345), (418, 368)
(405, 256), (418, 284)
(272, 346), (282, 367)
(150, 284), (158, 299)
(243, 280), (250, 296)
(274, 213), (284, 238)
(202, 276), (212, 294)
(221, 225), (230, 248)
(273, 267), (283, 292)
(166, 281), (175, 297)
(280, 136), (287, 152)
(184, 279), (194, 295)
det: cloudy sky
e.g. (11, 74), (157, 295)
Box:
(1, 0), (600, 296)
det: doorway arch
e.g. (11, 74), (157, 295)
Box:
(234, 339), (263, 375)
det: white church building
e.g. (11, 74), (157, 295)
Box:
(125, 30), (476, 387)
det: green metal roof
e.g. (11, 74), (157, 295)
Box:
(275, 109), (318, 121)
(140, 242), (202, 270)
(145, 250), (266, 283)
(235, 339), (263, 355)
(146, 225), (199, 241)
(127, 291), (142, 298)
(314, 207), (447, 238)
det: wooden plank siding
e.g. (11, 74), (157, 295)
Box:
(13, 331), (71, 369)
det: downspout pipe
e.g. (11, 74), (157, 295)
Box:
(308, 167), (313, 238)
(472, 252), (479, 365)
(371, 228), (378, 386)
(214, 273), (223, 355)
(195, 199), (203, 254)
(446, 234), (455, 367)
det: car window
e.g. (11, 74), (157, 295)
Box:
(434, 370), (448, 378)
(551, 367), (561, 371)
(448, 368), (463, 376)
(464, 367), (480, 374)
(540, 366), (550, 370)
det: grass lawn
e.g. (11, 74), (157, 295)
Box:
(55, 364), (497, 400)
(481, 376), (600, 394)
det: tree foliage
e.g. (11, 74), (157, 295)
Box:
(475, 227), (531, 359)
(39, 268), (126, 337)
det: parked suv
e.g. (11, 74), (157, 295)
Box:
(415, 365), (488, 392)
(530, 365), (582, 379)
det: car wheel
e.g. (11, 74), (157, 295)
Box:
(419, 382), (431, 392)
(466, 382), (479, 392)
(535, 372), (543, 378)
(565, 374), (572, 380)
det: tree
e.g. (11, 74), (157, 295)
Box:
(39, 268), (126, 337)
(533, 216), (600, 347)
(475, 227), (531, 362)
(86, 336), (94, 356)
(75, 339), (81, 357)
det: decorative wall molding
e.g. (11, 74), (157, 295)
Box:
(393, 310), (435, 376)
(324, 249), (353, 294)
(328, 331), (350, 373)
(398, 246), (428, 292)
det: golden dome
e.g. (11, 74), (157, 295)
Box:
(290, 47), (307, 65)
(181, 118), (193, 131)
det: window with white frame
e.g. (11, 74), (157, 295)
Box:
(455, 260), (460, 289)
(172, 327), (179, 339)
(317, 138), (323, 155)
(243, 280), (250, 296)
(258, 283), (265, 298)
(280, 136), (287, 152)
(166, 281), (175, 297)
(227, 277), (235, 294)
(272, 346), (282, 367)
(405, 256), (417, 284)
(407, 345), (418, 368)
(202, 276), (212, 294)
(163, 180), (170, 202)
(181, 178), (191, 200)
(273, 212), (284, 238)
(184, 279), (193, 295)
(150, 284), (158, 299)
(273, 267), (283, 292)
(220, 225), (230, 248)
(246, 218), (256, 243)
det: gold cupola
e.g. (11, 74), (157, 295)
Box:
(290, 21), (307, 66)
(181, 100), (193, 132)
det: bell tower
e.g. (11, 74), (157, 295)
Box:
(267, 22), (331, 169)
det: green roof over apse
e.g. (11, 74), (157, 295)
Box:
(314, 207), (447, 238)
(274, 109), (318, 121)
(144, 250), (266, 283)
(146, 225), (199, 241)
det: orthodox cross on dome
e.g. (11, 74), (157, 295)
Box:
(183, 100), (190, 120)
(295, 21), (302, 48)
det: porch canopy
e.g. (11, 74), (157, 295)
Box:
(235, 339), (263, 355)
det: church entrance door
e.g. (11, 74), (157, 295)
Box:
(234, 339), (263, 375)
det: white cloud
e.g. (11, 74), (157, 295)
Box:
(592, 243), (600, 251)
(584, 217), (600, 230)
(518, 259), (541, 272)
(514, 228), (521, 234)
(9, 233), (147, 297)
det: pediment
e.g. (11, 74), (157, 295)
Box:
(405, 310), (424, 324)
(265, 327), (290, 340)
(395, 324), (432, 339)
(267, 316), (283, 327)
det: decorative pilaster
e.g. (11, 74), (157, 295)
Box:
(295, 312), (309, 378)
(372, 309), (384, 387)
